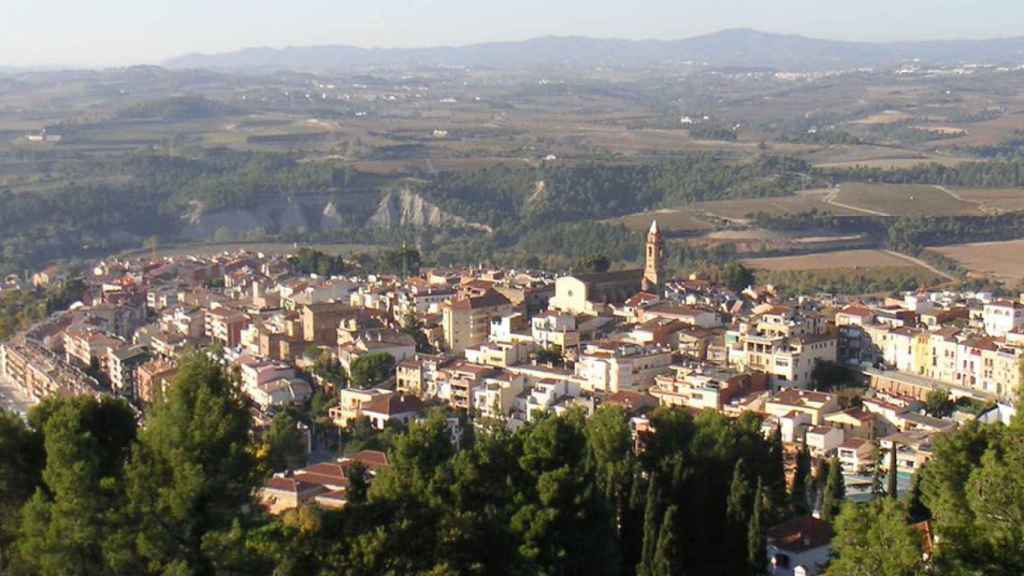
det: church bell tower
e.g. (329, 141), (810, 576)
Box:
(643, 220), (664, 293)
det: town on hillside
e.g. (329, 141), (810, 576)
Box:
(1, 221), (1018, 575)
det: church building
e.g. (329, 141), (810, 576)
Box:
(549, 220), (666, 315)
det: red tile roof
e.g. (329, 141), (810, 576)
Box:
(347, 450), (390, 472)
(767, 516), (834, 553)
(361, 393), (424, 416)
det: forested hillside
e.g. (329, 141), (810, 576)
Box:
(2, 354), (1021, 575)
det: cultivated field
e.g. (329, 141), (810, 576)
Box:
(833, 183), (981, 216)
(932, 240), (1024, 282)
(692, 189), (861, 221)
(814, 157), (973, 170)
(610, 209), (713, 233)
(742, 249), (924, 271)
(954, 187), (1024, 213)
(852, 110), (914, 125)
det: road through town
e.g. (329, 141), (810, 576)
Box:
(0, 372), (35, 417)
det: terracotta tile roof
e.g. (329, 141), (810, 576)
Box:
(767, 516), (834, 553)
(448, 290), (512, 311)
(293, 471), (348, 489)
(839, 305), (874, 317)
(348, 450), (390, 472)
(265, 477), (320, 494)
(838, 437), (869, 450)
(361, 393), (424, 416)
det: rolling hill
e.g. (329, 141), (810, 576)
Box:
(164, 28), (1024, 72)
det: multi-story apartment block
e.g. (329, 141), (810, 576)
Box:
(575, 341), (672, 393)
(396, 354), (453, 398)
(982, 300), (1024, 337)
(763, 388), (840, 426)
(137, 359), (178, 404)
(205, 306), (249, 348)
(1, 341), (101, 400)
(728, 330), (837, 389)
(108, 345), (150, 400)
(531, 312), (580, 352)
(650, 364), (769, 412)
(442, 291), (514, 354)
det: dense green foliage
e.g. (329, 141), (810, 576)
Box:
(820, 457), (846, 523)
(0, 358), (795, 576)
(116, 96), (238, 121)
(0, 279), (86, 340)
(826, 400), (1024, 575)
(348, 352), (396, 389)
(288, 248), (348, 277)
(888, 212), (1024, 253)
(918, 417), (1024, 574)
(754, 267), (941, 296)
(779, 129), (862, 146)
(818, 158), (1024, 188)
(264, 411), (308, 473)
(826, 499), (924, 576)
(421, 154), (810, 229)
(2, 357), (1020, 574)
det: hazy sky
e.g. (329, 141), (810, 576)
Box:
(3, 0), (1022, 67)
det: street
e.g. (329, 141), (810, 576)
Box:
(0, 373), (35, 418)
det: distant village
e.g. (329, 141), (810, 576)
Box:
(1, 221), (1019, 574)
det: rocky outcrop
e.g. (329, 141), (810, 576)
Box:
(320, 201), (345, 231)
(369, 187), (491, 232)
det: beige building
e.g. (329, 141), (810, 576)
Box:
(442, 291), (514, 354)
(651, 364), (769, 412)
(729, 323), (837, 389)
(763, 388), (840, 426)
(575, 341), (672, 393)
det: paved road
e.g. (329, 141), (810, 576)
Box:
(0, 374), (35, 418)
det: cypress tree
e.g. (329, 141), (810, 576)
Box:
(790, 443), (810, 515)
(821, 457), (845, 522)
(887, 442), (899, 499)
(748, 479), (768, 576)
(637, 472), (661, 576)
(871, 442), (885, 497)
(727, 459), (753, 574)
(727, 458), (751, 523)
(905, 472), (930, 523)
(652, 504), (682, 576)
(623, 468), (647, 573)
(811, 458), (828, 513)
(767, 426), (787, 511)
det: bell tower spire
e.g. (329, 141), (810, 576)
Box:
(643, 220), (664, 292)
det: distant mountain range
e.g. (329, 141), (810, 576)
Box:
(164, 29), (1024, 73)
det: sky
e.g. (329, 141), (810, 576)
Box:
(3, 0), (1022, 68)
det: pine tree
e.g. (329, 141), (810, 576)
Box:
(821, 456), (846, 522)
(790, 443), (810, 515)
(887, 442), (899, 499)
(123, 353), (257, 575)
(652, 504), (682, 576)
(748, 479), (768, 576)
(637, 472), (661, 576)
